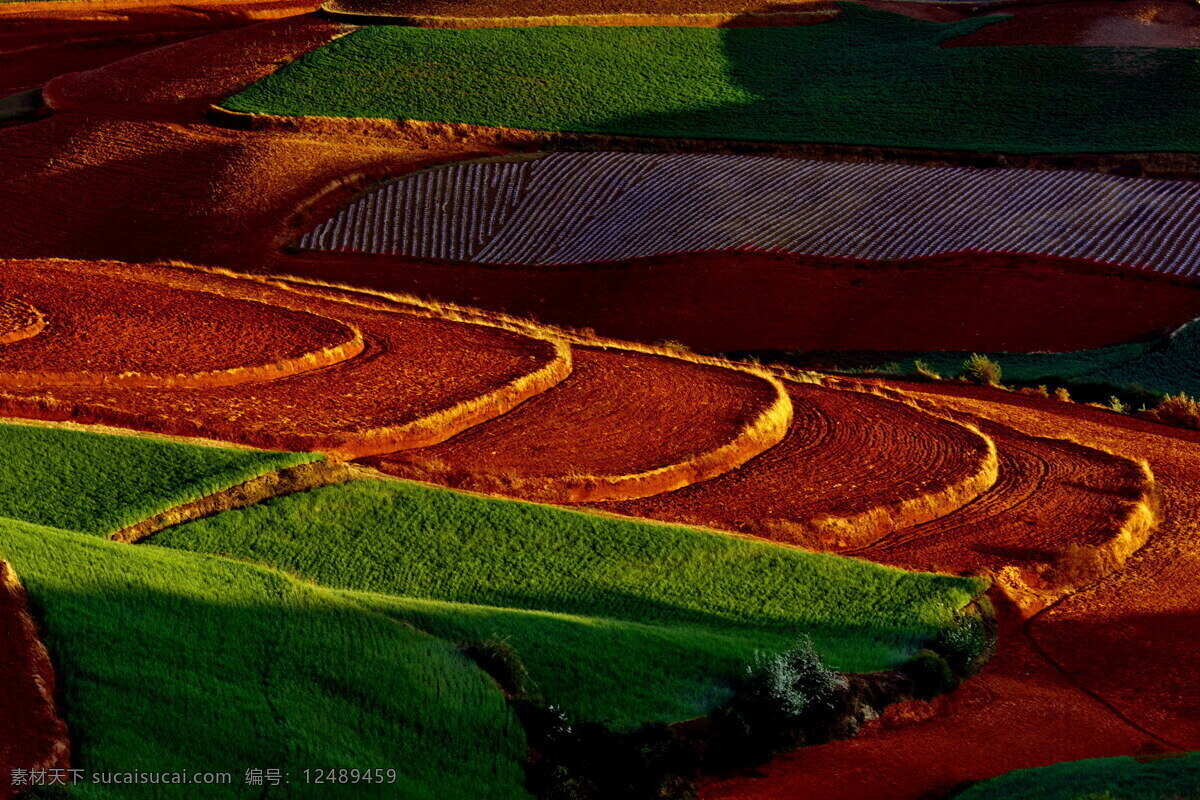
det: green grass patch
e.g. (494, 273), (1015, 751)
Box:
(223, 4), (1200, 153)
(154, 478), (985, 728)
(861, 317), (1200, 402)
(0, 517), (528, 799)
(0, 421), (316, 536)
(956, 752), (1200, 800)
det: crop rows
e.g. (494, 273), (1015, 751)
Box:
(299, 151), (1200, 276)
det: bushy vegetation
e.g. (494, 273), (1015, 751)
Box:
(0, 421), (316, 536)
(955, 751), (1200, 800)
(223, 4), (1200, 153)
(0, 517), (528, 799)
(879, 318), (1200, 402)
(961, 354), (1002, 386)
(155, 478), (984, 728)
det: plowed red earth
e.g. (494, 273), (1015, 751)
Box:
(603, 382), (992, 547)
(0, 563), (68, 800)
(702, 383), (1200, 799)
(0, 0), (318, 98)
(0, 114), (505, 271)
(277, 250), (1200, 353)
(319, 0), (836, 23)
(945, 0), (1200, 48)
(0, 261), (564, 457)
(860, 414), (1149, 576)
(0, 260), (357, 384)
(369, 346), (781, 502)
(41, 14), (345, 121)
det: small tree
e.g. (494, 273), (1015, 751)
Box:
(1054, 386), (1073, 403)
(960, 354), (1002, 386)
(1107, 395), (1128, 414)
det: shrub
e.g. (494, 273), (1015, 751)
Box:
(657, 339), (692, 354)
(742, 636), (839, 721)
(1053, 386), (1072, 402)
(933, 616), (988, 676)
(914, 360), (941, 380)
(1106, 396), (1128, 414)
(461, 636), (533, 698)
(961, 354), (1002, 386)
(904, 650), (958, 701)
(1148, 393), (1200, 429)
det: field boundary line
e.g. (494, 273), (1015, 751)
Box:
(112, 459), (356, 544)
(0, 561), (70, 790)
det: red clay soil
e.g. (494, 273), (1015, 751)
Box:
(0, 259), (359, 386)
(860, 413), (1152, 579)
(0, 562), (69, 800)
(602, 381), (994, 548)
(277, 250), (1200, 354)
(703, 383), (1200, 799)
(319, 0), (837, 24)
(0, 114), (511, 272)
(0, 0), (319, 98)
(0, 260), (567, 458)
(0, 298), (43, 346)
(369, 346), (785, 503)
(944, 0), (1200, 48)
(41, 14), (346, 121)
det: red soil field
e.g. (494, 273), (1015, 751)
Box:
(319, 0), (837, 25)
(0, 260), (361, 387)
(278, 250), (1200, 353)
(0, 562), (69, 800)
(945, 0), (1200, 49)
(41, 14), (346, 121)
(0, 114), (507, 271)
(0, 298), (42, 346)
(861, 413), (1153, 584)
(603, 381), (995, 548)
(0, 261), (568, 458)
(369, 346), (789, 502)
(703, 382), (1200, 799)
(0, 0), (318, 99)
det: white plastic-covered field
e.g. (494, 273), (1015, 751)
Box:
(296, 152), (1200, 274)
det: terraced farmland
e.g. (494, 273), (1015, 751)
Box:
(604, 382), (997, 548)
(4, 0), (1200, 797)
(299, 151), (1200, 275)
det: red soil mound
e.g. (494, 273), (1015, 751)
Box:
(0, 261), (569, 458)
(369, 346), (789, 502)
(704, 383), (1200, 799)
(0, 0), (318, 99)
(0, 562), (69, 800)
(42, 14), (345, 121)
(278, 250), (1200, 353)
(0, 298), (43, 346)
(945, 0), (1200, 49)
(0, 260), (361, 388)
(603, 381), (996, 548)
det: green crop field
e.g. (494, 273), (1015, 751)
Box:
(956, 752), (1200, 800)
(856, 317), (1200, 401)
(0, 518), (528, 800)
(0, 421), (317, 536)
(153, 478), (985, 729)
(222, 4), (1200, 153)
